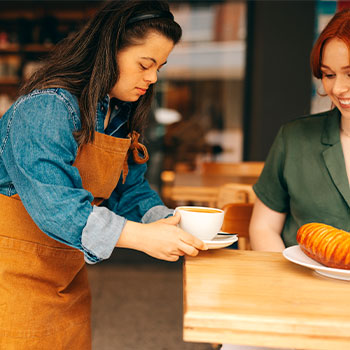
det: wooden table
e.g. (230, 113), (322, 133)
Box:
(171, 173), (258, 206)
(183, 249), (350, 349)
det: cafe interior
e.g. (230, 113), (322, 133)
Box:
(1, 1), (350, 349)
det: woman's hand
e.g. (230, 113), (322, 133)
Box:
(116, 212), (208, 261)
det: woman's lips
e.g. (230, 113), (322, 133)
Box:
(339, 98), (350, 109)
(136, 87), (147, 95)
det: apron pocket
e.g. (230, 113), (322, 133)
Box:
(0, 235), (90, 338)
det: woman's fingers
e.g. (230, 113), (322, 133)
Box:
(177, 241), (200, 257)
(163, 255), (180, 262)
(123, 218), (209, 262)
(160, 214), (208, 251)
(179, 230), (208, 250)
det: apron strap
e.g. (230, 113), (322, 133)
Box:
(122, 131), (149, 183)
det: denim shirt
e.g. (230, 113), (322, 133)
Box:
(0, 88), (173, 263)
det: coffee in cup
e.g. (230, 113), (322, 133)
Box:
(174, 206), (224, 241)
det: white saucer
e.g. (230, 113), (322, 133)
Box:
(203, 233), (238, 249)
(283, 245), (350, 281)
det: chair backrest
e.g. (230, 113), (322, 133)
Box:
(160, 170), (175, 206)
(201, 161), (264, 177)
(217, 183), (256, 208)
(221, 202), (253, 250)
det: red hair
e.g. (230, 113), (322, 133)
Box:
(311, 8), (350, 79)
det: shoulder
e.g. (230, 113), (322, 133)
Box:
(279, 109), (334, 139)
(12, 88), (81, 131)
(0, 88), (81, 157)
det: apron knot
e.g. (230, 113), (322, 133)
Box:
(122, 131), (149, 183)
(129, 131), (149, 164)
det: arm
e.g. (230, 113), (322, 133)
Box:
(249, 198), (286, 252)
(251, 125), (290, 251)
(1, 92), (102, 261)
(2, 91), (206, 264)
(98, 161), (207, 261)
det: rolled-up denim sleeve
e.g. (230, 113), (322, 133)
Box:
(81, 205), (127, 263)
(0, 91), (121, 263)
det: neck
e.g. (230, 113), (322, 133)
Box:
(340, 117), (350, 138)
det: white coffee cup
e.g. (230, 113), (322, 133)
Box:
(174, 206), (224, 241)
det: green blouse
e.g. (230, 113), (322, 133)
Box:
(253, 108), (350, 247)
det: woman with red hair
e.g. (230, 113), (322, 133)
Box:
(222, 9), (350, 350)
(249, 8), (350, 252)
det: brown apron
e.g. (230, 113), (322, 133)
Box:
(0, 131), (148, 349)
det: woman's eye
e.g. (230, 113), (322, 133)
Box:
(140, 64), (151, 70)
(322, 73), (335, 79)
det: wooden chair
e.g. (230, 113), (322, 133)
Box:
(221, 202), (253, 250)
(170, 186), (218, 207)
(216, 183), (256, 208)
(201, 161), (264, 177)
(160, 170), (175, 206)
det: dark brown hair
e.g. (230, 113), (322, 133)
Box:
(310, 8), (350, 79)
(20, 0), (182, 145)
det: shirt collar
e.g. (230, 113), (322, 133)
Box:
(321, 108), (341, 146)
(96, 96), (132, 135)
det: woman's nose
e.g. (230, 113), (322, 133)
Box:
(144, 69), (157, 84)
(332, 76), (349, 95)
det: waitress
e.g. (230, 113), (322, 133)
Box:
(0, 0), (206, 348)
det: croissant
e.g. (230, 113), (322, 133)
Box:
(296, 223), (350, 270)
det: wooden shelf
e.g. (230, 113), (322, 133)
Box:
(0, 44), (20, 53)
(22, 44), (54, 53)
(0, 1), (102, 97)
(0, 44), (54, 54)
(0, 1), (102, 20)
(0, 77), (20, 85)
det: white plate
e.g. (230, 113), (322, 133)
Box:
(203, 234), (238, 249)
(283, 245), (350, 281)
